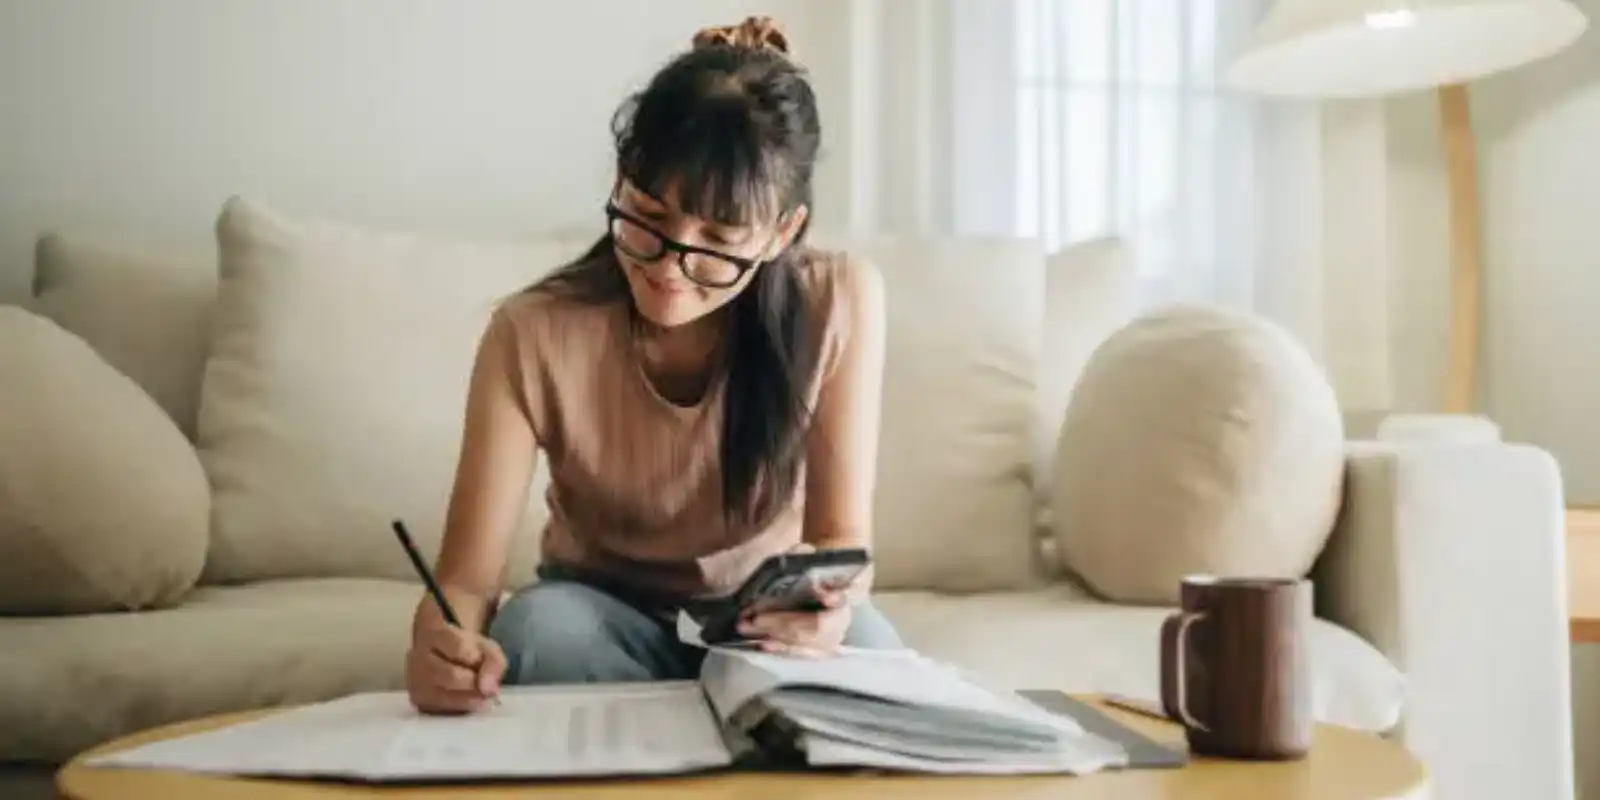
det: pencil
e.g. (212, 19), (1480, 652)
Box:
(391, 519), (461, 628)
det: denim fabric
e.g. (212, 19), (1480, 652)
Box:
(487, 566), (904, 685)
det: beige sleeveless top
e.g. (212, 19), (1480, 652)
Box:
(488, 246), (858, 604)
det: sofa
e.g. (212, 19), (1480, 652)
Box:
(0, 196), (1574, 800)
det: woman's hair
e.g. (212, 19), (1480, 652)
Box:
(533, 16), (823, 529)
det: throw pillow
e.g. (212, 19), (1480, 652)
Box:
(197, 197), (569, 585)
(811, 233), (1045, 592)
(32, 233), (217, 440)
(0, 307), (209, 614)
(1051, 305), (1345, 604)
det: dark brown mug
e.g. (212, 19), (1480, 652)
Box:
(1160, 575), (1313, 760)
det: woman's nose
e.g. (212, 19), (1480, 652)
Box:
(635, 246), (686, 277)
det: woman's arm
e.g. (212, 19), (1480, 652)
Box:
(801, 257), (888, 591)
(415, 310), (538, 635)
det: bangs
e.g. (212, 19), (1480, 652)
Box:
(615, 91), (787, 227)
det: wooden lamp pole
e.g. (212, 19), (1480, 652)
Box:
(1438, 83), (1484, 414)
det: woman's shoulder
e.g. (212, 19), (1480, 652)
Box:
(791, 243), (885, 323)
(791, 243), (885, 378)
(488, 268), (626, 366)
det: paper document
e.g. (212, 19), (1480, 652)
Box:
(87, 681), (733, 781)
(700, 647), (1128, 775)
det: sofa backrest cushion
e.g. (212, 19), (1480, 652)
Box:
(0, 307), (210, 614)
(31, 233), (217, 440)
(1035, 237), (1140, 512)
(813, 234), (1049, 592)
(196, 197), (578, 585)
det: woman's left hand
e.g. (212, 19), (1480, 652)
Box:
(737, 588), (852, 658)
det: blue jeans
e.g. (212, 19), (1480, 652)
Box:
(487, 567), (905, 685)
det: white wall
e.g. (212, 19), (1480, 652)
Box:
(0, 0), (854, 306)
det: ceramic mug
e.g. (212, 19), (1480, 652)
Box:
(1160, 575), (1314, 759)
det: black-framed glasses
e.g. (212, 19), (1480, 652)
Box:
(605, 201), (763, 289)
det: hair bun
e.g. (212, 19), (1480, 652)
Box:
(692, 15), (790, 55)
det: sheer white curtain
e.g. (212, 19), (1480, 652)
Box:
(952, 0), (1323, 312)
(834, 0), (1394, 412)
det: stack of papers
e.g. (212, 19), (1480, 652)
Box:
(702, 646), (1128, 774)
(87, 647), (1130, 781)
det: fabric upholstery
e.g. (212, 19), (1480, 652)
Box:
(1052, 305), (1346, 604)
(873, 587), (1406, 734)
(0, 578), (416, 763)
(31, 232), (216, 440)
(820, 234), (1045, 592)
(1316, 441), (1571, 800)
(0, 307), (208, 615)
(197, 197), (565, 585)
(1035, 237), (1140, 513)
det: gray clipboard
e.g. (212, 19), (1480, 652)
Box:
(1018, 691), (1189, 768)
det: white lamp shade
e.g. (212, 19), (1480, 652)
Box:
(1227, 0), (1589, 97)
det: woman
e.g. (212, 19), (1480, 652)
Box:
(405, 16), (902, 715)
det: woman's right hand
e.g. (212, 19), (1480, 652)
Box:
(405, 621), (508, 715)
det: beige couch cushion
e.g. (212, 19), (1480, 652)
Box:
(1052, 305), (1345, 604)
(818, 235), (1045, 592)
(198, 197), (574, 586)
(31, 233), (217, 440)
(0, 578), (415, 763)
(873, 588), (1406, 734)
(0, 308), (209, 615)
(1035, 238), (1140, 512)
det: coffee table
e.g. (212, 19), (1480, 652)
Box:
(57, 695), (1429, 799)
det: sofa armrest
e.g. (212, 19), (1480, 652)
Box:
(1374, 413), (1502, 444)
(1314, 439), (1572, 800)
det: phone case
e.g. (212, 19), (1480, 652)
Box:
(695, 549), (870, 644)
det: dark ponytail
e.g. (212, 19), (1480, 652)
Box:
(533, 17), (823, 529)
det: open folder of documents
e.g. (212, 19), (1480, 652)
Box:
(85, 647), (1136, 781)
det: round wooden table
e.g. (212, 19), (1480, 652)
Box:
(58, 696), (1429, 799)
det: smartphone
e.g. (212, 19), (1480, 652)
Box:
(695, 548), (871, 645)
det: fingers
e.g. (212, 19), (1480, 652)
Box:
(420, 647), (480, 692)
(739, 609), (815, 640)
(476, 639), (508, 696)
(758, 639), (832, 659)
(408, 647), (495, 715)
(428, 626), (485, 667)
(738, 605), (850, 657)
(408, 625), (505, 715)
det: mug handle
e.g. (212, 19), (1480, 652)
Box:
(1160, 611), (1210, 732)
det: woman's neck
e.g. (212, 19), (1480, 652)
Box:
(633, 308), (730, 405)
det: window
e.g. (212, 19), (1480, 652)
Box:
(958, 0), (1275, 306)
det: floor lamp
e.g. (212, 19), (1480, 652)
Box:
(1226, 0), (1588, 414)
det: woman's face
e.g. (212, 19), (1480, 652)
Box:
(609, 179), (804, 329)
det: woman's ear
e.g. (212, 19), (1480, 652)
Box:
(769, 204), (810, 258)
